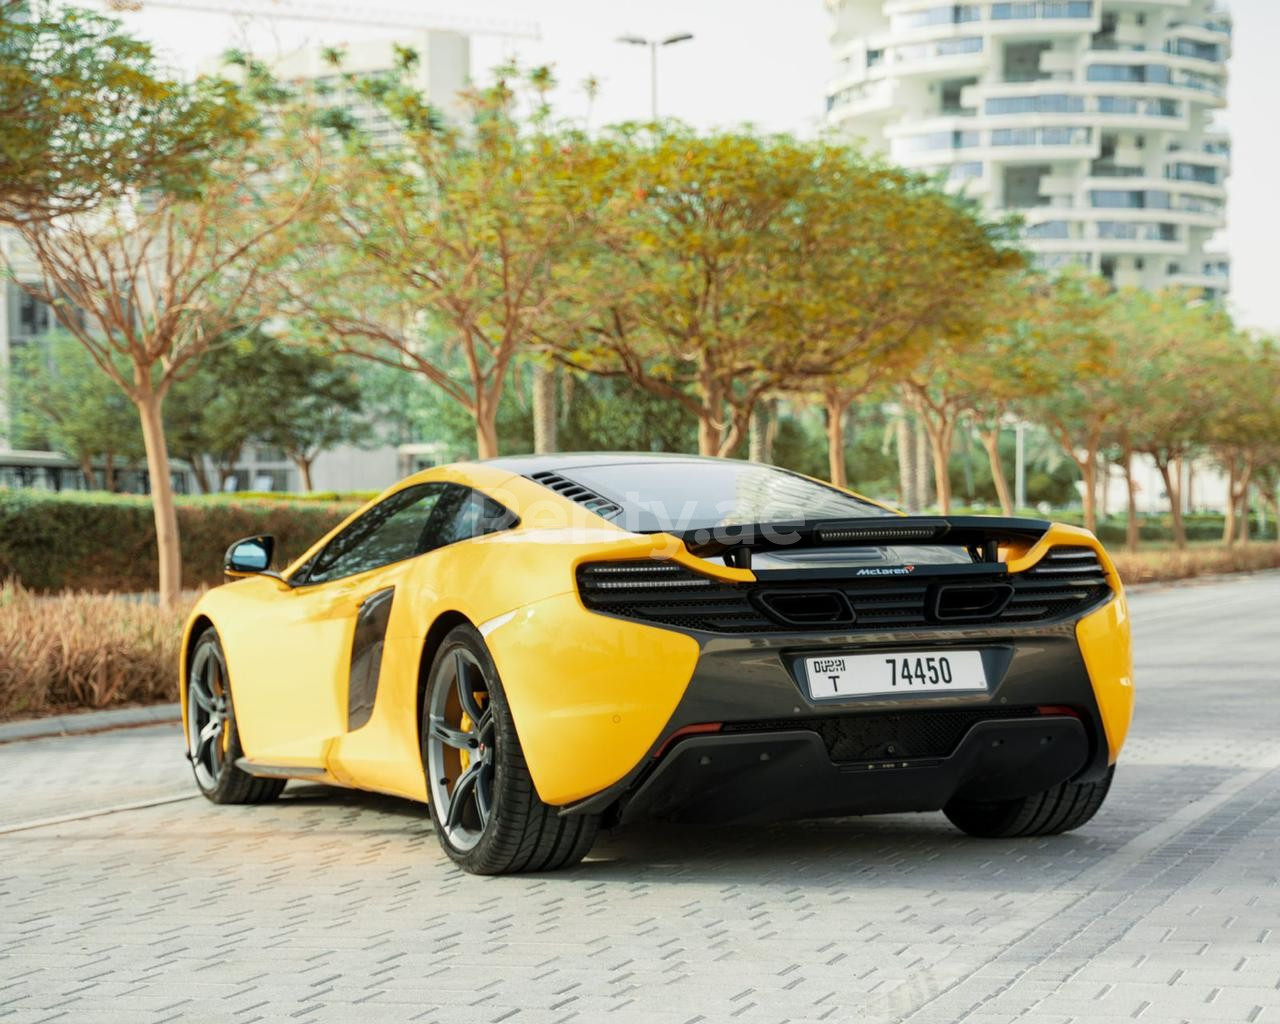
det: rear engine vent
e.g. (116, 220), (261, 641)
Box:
(1003, 546), (1110, 622)
(577, 547), (1111, 635)
(528, 471), (623, 520)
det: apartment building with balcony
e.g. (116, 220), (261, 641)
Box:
(825, 0), (1232, 297)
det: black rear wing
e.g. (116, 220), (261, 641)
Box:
(662, 515), (1052, 568)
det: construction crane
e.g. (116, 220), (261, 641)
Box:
(103, 0), (541, 39)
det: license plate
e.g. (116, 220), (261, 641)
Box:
(803, 650), (988, 700)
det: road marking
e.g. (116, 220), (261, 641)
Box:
(0, 793), (198, 836)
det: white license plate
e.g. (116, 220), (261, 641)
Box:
(803, 650), (988, 700)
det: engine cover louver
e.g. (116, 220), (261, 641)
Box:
(527, 470), (623, 520)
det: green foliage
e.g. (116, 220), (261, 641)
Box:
(0, 490), (357, 593)
(6, 331), (143, 476)
(0, 0), (250, 222)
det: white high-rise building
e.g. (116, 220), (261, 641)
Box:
(825, 0), (1231, 298)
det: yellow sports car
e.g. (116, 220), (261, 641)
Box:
(181, 454), (1134, 874)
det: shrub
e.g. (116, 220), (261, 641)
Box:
(1111, 542), (1280, 585)
(0, 581), (194, 720)
(0, 490), (360, 593)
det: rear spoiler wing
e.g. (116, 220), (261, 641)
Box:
(662, 515), (1053, 568)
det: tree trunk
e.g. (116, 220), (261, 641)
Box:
(189, 455), (212, 496)
(1080, 451), (1097, 535)
(896, 415), (915, 511)
(825, 391), (847, 488)
(136, 389), (182, 608)
(697, 412), (720, 457)
(1239, 482), (1251, 545)
(105, 452), (116, 493)
(295, 456), (314, 493)
(979, 427), (1012, 516)
(1122, 445), (1139, 553)
(748, 401), (770, 463)
(531, 363), (557, 454)
(1222, 462), (1238, 545)
(914, 419), (931, 510)
(79, 455), (94, 490)
(1155, 459), (1187, 550)
(922, 417), (954, 515)
(475, 402), (500, 460)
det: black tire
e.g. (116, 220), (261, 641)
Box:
(421, 624), (599, 875)
(944, 766), (1114, 839)
(186, 629), (286, 805)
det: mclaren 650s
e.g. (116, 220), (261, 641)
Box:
(181, 453), (1134, 874)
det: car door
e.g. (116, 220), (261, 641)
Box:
(231, 482), (449, 766)
(324, 483), (520, 797)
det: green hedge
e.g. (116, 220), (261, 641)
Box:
(0, 490), (361, 593)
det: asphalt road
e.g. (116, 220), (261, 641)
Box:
(2, 572), (1279, 1024)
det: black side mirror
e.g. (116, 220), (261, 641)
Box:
(224, 535), (275, 576)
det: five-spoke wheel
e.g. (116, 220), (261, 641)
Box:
(425, 647), (496, 852)
(187, 638), (231, 790)
(184, 629), (285, 805)
(421, 625), (599, 874)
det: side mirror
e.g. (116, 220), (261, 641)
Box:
(224, 535), (275, 576)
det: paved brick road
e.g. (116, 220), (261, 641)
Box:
(2, 572), (1278, 1023)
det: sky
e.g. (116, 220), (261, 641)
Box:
(114, 0), (1280, 335)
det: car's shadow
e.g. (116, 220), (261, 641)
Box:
(273, 783), (1126, 889)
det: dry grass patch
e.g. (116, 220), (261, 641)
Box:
(0, 581), (193, 721)
(1111, 542), (1280, 586)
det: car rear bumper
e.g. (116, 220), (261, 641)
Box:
(619, 715), (1090, 825)
(567, 616), (1115, 823)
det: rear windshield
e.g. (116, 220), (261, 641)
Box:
(560, 460), (885, 533)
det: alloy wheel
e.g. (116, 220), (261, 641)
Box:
(425, 648), (496, 852)
(187, 641), (231, 790)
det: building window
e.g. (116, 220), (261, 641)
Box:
(986, 93), (1084, 114)
(1090, 189), (1171, 209)
(898, 4), (980, 29)
(993, 126), (1089, 146)
(936, 37), (983, 56)
(1026, 220), (1071, 239)
(992, 2), (1092, 19)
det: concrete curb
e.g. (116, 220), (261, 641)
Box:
(0, 703), (181, 744)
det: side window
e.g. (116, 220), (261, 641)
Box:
(304, 483), (446, 585)
(425, 485), (519, 552)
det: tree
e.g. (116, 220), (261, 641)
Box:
(1110, 290), (1234, 550)
(5, 330), (143, 488)
(566, 132), (1018, 461)
(1015, 273), (1115, 533)
(253, 347), (366, 491)
(8, 109), (319, 604)
(1204, 335), (1280, 545)
(0, 1), (246, 224)
(289, 60), (618, 459)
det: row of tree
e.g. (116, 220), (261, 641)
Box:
(2, 4), (1276, 605)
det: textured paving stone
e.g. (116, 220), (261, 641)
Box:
(1, 572), (1278, 1023)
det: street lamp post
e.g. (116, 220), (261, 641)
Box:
(615, 32), (694, 120)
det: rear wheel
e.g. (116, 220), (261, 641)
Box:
(944, 766), (1114, 838)
(186, 629), (285, 805)
(421, 624), (598, 875)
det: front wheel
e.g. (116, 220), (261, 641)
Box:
(186, 629), (285, 805)
(421, 624), (598, 874)
(944, 766), (1114, 839)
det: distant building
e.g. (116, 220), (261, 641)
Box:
(825, 0), (1231, 297)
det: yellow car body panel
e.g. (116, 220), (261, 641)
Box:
(1002, 522), (1133, 763)
(483, 592), (701, 805)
